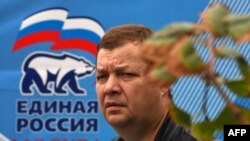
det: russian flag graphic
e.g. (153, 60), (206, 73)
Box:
(13, 8), (105, 55)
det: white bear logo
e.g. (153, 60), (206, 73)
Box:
(21, 52), (94, 96)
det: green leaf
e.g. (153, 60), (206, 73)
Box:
(240, 107), (250, 123)
(223, 15), (250, 24)
(157, 22), (204, 37)
(201, 3), (230, 36)
(191, 122), (215, 141)
(236, 57), (250, 83)
(215, 47), (250, 90)
(223, 14), (250, 42)
(178, 38), (205, 71)
(147, 36), (178, 49)
(147, 22), (205, 49)
(169, 102), (191, 128)
(225, 79), (250, 97)
(215, 46), (241, 59)
(191, 106), (240, 141)
(150, 64), (177, 85)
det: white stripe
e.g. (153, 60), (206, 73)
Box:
(0, 133), (10, 141)
(63, 18), (105, 37)
(20, 9), (68, 30)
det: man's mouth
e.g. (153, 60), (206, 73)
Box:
(105, 101), (125, 109)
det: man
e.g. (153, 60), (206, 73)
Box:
(95, 24), (197, 141)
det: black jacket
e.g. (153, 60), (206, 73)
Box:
(112, 115), (197, 141)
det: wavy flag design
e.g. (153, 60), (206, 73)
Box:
(12, 8), (105, 55)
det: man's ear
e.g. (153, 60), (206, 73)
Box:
(160, 87), (173, 100)
(160, 87), (169, 97)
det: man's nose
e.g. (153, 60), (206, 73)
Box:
(103, 75), (121, 95)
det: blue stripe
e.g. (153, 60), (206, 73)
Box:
(173, 77), (205, 115)
(214, 131), (224, 141)
(183, 79), (202, 114)
(173, 0), (250, 129)
(18, 20), (63, 38)
(60, 29), (101, 44)
(207, 86), (225, 119)
(234, 97), (250, 109)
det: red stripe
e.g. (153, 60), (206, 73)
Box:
(12, 30), (60, 52)
(51, 39), (97, 55)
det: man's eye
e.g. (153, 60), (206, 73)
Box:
(96, 75), (107, 81)
(119, 72), (136, 77)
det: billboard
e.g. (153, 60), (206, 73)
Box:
(0, 0), (249, 140)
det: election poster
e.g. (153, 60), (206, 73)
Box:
(0, 0), (249, 140)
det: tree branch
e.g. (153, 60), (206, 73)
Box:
(206, 34), (248, 124)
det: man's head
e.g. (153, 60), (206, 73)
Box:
(95, 24), (170, 136)
(97, 24), (153, 50)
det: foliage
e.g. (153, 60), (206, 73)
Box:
(141, 3), (250, 141)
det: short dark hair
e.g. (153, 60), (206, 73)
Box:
(97, 24), (153, 51)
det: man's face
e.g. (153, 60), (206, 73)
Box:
(96, 43), (163, 128)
